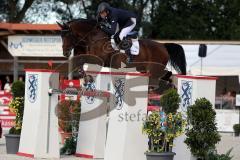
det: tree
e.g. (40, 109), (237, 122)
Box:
(79, 0), (149, 26)
(0, 0), (240, 40)
(52, 0), (82, 21)
(0, 0), (35, 23)
(185, 98), (221, 159)
(144, 0), (240, 40)
(0, 0), (82, 23)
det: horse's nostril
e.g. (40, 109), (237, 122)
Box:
(63, 51), (69, 57)
(63, 50), (72, 58)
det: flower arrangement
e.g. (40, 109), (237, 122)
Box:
(9, 97), (24, 132)
(57, 100), (81, 133)
(143, 111), (186, 153)
(5, 81), (25, 154)
(8, 80), (25, 135)
(57, 99), (81, 155)
(143, 89), (186, 156)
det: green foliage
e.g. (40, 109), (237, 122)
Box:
(160, 89), (181, 114)
(0, 0), (35, 22)
(145, 0), (240, 40)
(1, 0), (240, 39)
(9, 127), (21, 135)
(185, 98), (221, 159)
(11, 81), (25, 98)
(233, 124), (240, 133)
(143, 111), (186, 153)
(8, 81), (25, 135)
(60, 136), (77, 155)
(143, 88), (185, 153)
(8, 97), (25, 134)
(57, 100), (81, 133)
(207, 149), (233, 160)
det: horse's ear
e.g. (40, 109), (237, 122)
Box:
(56, 21), (64, 29)
(63, 22), (69, 29)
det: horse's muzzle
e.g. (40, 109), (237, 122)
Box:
(63, 50), (71, 58)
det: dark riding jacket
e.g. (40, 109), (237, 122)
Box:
(99, 7), (137, 35)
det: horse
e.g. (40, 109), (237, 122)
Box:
(57, 19), (186, 85)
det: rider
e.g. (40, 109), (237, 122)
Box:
(97, 2), (138, 60)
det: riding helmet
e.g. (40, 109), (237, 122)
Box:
(97, 2), (110, 14)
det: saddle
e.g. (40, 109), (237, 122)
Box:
(114, 31), (138, 50)
(126, 31), (138, 39)
(111, 31), (140, 56)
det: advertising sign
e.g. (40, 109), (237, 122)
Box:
(8, 35), (63, 57)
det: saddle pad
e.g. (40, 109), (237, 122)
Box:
(111, 38), (140, 55)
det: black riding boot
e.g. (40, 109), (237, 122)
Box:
(125, 49), (133, 63)
(119, 37), (133, 63)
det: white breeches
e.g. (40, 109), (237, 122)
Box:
(119, 18), (137, 40)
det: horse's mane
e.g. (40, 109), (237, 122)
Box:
(67, 18), (97, 26)
(66, 18), (108, 37)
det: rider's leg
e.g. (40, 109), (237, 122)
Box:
(119, 18), (137, 40)
(119, 18), (136, 63)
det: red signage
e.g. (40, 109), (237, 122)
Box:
(60, 80), (81, 101)
(0, 119), (15, 128)
(0, 91), (15, 129)
(0, 91), (12, 105)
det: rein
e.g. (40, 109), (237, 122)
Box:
(64, 22), (110, 53)
(62, 20), (119, 56)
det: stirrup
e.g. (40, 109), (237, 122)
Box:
(125, 49), (133, 63)
(119, 37), (132, 50)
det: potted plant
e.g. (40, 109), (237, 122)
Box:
(5, 81), (25, 154)
(207, 148), (233, 160)
(143, 89), (186, 160)
(60, 136), (77, 155)
(185, 98), (221, 160)
(69, 100), (81, 138)
(57, 100), (81, 145)
(233, 124), (240, 137)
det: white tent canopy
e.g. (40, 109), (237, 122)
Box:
(181, 44), (240, 76)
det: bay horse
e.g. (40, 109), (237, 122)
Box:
(57, 19), (186, 82)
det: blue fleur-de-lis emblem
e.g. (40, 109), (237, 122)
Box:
(114, 78), (125, 110)
(180, 80), (193, 113)
(27, 74), (38, 103)
(85, 82), (96, 104)
(9, 42), (23, 49)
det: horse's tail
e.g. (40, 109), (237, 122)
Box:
(164, 43), (187, 75)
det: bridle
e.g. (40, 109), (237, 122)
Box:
(61, 22), (109, 56)
(61, 24), (93, 55)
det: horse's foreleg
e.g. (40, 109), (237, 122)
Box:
(110, 53), (128, 69)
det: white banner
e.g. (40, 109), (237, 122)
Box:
(8, 36), (63, 57)
(236, 94), (240, 106)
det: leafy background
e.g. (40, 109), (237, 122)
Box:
(0, 0), (240, 40)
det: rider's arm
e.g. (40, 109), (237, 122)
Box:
(101, 18), (117, 35)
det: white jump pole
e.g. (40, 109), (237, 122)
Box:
(173, 75), (217, 160)
(75, 64), (111, 159)
(18, 65), (149, 160)
(75, 64), (130, 159)
(104, 71), (149, 160)
(18, 69), (60, 158)
(75, 64), (149, 160)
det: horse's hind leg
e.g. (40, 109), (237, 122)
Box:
(146, 62), (167, 79)
(161, 71), (172, 82)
